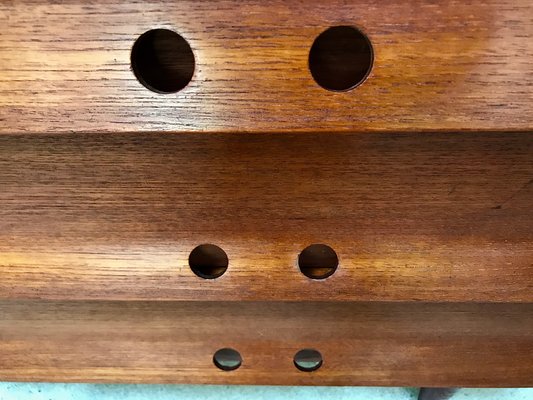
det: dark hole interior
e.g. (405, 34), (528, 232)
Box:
(213, 348), (242, 371)
(309, 25), (373, 91)
(131, 28), (195, 93)
(189, 244), (229, 279)
(294, 348), (323, 372)
(298, 244), (339, 279)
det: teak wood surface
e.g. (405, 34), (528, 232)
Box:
(1, 0), (532, 388)
(1, 301), (532, 386)
(0, 133), (532, 303)
(0, 0), (532, 133)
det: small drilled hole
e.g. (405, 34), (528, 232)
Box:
(131, 28), (195, 93)
(189, 244), (229, 279)
(294, 349), (323, 372)
(309, 25), (373, 91)
(298, 244), (338, 279)
(213, 348), (242, 371)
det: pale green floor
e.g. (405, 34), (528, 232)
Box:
(0, 384), (531, 400)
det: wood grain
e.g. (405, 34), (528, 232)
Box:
(1, 300), (532, 386)
(0, 0), (532, 133)
(1, 132), (531, 302)
(1, 0), (532, 387)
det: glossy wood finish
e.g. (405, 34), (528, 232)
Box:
(1, 0), (532, 133)
(0, 132), (531, 302)
(1, 0), (532, 388)
(1, 301), (532, 386)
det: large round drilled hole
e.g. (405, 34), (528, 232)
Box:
(294, 349), (323, 372)
(298, 244), (339, 279)
(213, 348), (242, 371)
(131, 28), (195, 93)
(189, 244), (229, 279)
(309, 25), (373, 91)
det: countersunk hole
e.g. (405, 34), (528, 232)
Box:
(189, 244), (228, 279)
(298, 244), (338, 279)
(213, 348), (242, 371)
(131, 28), (195, 93)
(309, 25), (373, 91)
(294, 349), (323, 372)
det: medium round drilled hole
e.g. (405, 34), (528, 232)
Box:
(298, 244), (338, 279)
(213, 348), (242, 371)
(131, 28), (195, 93)
(189, 244), (229, 279)
(294, 349), (323, 372)
(309, 25), (373, 91)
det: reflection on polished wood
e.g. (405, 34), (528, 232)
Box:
(1, 0), (531, 133)
(0, 0), (532, 388)
(0, 133), (531, 303)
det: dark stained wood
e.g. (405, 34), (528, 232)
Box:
(0, 132), (531, 302)
(0, 0), (531, 133)
(1, 300), (532, 386)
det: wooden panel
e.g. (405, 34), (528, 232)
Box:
(0, 0), (531, 133)
(1, 132), (531, 302)
(1, 300), (532, 386)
